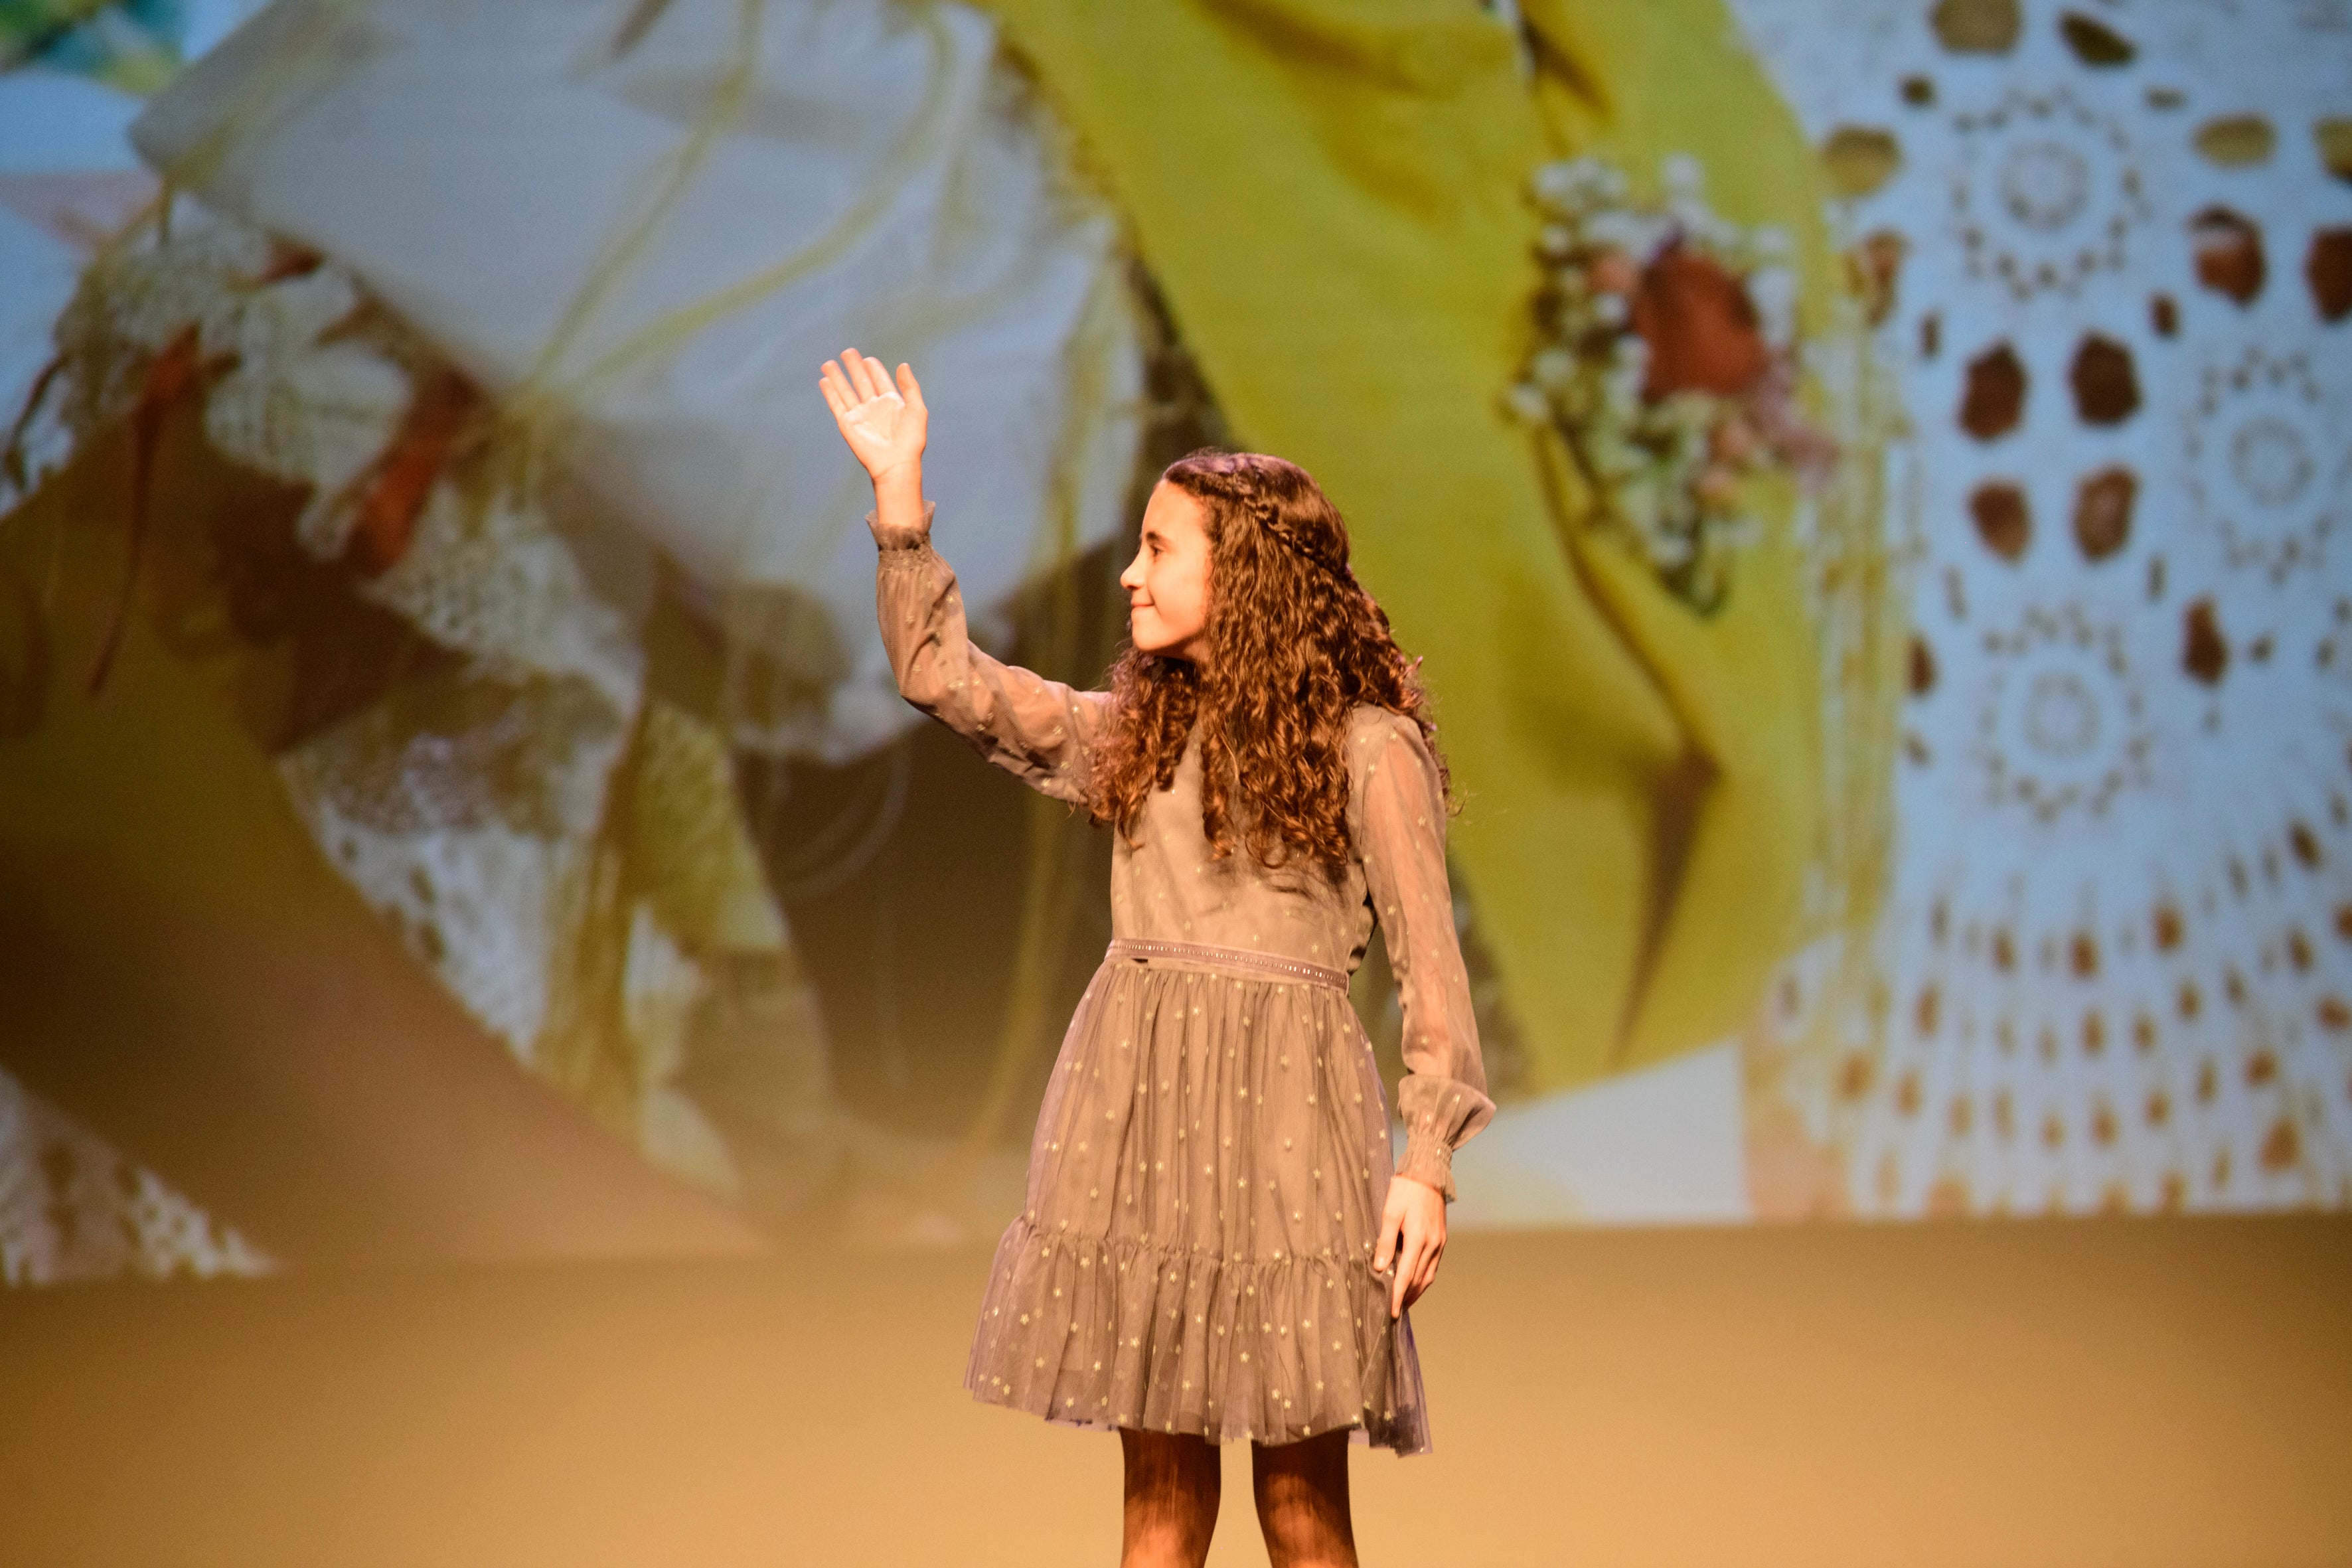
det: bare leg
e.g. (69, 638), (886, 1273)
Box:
(1121, 1428), (1220, 1568)
(1251, 1430), (1358, 1568)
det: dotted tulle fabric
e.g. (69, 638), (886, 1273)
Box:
(967, 953), (1429, 1452)
(876, 522), (1493, 1453)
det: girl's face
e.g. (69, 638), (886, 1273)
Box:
(1120, 482), (1213, 662)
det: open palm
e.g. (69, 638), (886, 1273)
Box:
(819, 347), (927, 483)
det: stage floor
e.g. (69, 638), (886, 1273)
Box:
(2, 1215), (2345, 1567)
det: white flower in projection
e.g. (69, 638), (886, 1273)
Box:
(1948, 85), (2150, 303)
(1965, 605), (2152, 825)
(2179, 342), (2351, 584)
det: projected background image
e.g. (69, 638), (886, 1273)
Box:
(1, 0), (2347, 1284)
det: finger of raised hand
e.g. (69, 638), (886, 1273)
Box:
(819, 358), (854, 410)
(896, 362), (925, 412)
(848, 348), (892, 404)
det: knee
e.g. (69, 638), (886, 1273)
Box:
(1122, 1430), (1219, 1562)
(1251, 1443), (1355, 1568)
(1251, 1472), (1337, 1544)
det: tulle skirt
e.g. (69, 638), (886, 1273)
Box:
(964, 938), (1432, 1454)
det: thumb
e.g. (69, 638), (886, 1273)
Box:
(896, 362), (926, 412)
(1372, 1203), (1397, 1273)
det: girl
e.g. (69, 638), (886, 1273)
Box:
(820, 348), (1492, 1568)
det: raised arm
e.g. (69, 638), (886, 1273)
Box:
(874, 518), (1105, 804)
(823, 349), (1106, 804)
(1355, 710), (1496, 1200)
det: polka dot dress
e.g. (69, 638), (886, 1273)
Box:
(877, 528), (1495, 1452)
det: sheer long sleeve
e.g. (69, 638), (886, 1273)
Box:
(872, 507), (1108, 805)
(1353, 711), (1496, 1201)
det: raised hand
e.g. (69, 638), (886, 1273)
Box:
(819, 347), (927, 485)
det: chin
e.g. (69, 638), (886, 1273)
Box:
(1129, 613), (1200, 661)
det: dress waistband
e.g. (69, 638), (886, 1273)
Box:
(1105, 937), (1350, 992)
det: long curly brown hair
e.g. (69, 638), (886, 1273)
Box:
(1087, 450), (1449, 871)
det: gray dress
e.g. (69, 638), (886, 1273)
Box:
(876, 513), (1494, 1454)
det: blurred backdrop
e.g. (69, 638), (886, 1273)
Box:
(1, 0), (2349, 1277)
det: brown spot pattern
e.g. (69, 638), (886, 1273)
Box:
(1909, 634), (1938, 696)
(1970, 481), (2031, 560)
(1960, 342), (2027, 439)
(1932, 0), (2020, 52)
(2069, 932), (2100, 978)
(2193, 116), (2276, 166)
(2058, 11), (2135, 66)
(2306, 228), (2352, 321)
(2072, 466), (2136, 560)
(2191, 207), (2266, 304)
(2069, 335), (2141, 424)
(2182, 597), (2228, 684)
(2317, 118), (2352, 183)
(2260, 1119), (2301, 1174)
(1824, 127), (1904, 199)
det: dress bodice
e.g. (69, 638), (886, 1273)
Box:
(873, 517), (1494, 1194)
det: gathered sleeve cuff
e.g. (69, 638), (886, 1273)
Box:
(1353, 711), (1496, 1202)
(872, 505), (1107, 805)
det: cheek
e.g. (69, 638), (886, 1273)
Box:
(1176, 564), (1212, 628)
(1166, 564), (1204, 625)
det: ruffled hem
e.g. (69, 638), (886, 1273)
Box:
(964, 1217), (1432, 1456)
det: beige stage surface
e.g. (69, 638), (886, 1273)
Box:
(1, 1215), (2345, 1567)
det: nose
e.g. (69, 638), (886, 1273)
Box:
(1118, 551), (1144, 593)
